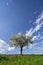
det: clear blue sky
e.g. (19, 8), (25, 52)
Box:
(0, 0), (43, 54)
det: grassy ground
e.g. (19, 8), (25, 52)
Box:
(0, 55), (43, 65)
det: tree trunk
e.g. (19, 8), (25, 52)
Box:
(20, 47), (23, 55)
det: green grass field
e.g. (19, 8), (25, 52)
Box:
(0, 55), (43, 65)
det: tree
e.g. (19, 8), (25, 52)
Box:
(10, 33), (33, 55)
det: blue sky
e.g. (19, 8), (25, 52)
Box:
(0, 0), (43, 54)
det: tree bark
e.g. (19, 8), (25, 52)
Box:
(20, 47), (23, 55)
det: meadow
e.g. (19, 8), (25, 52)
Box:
(0, 55), (43, 65)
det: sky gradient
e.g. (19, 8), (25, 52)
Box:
(0, 0), (43, 54)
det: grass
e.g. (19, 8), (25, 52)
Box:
(0, 54), (43, 65)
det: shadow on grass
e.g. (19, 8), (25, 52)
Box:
(0, 55), (8, 61)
